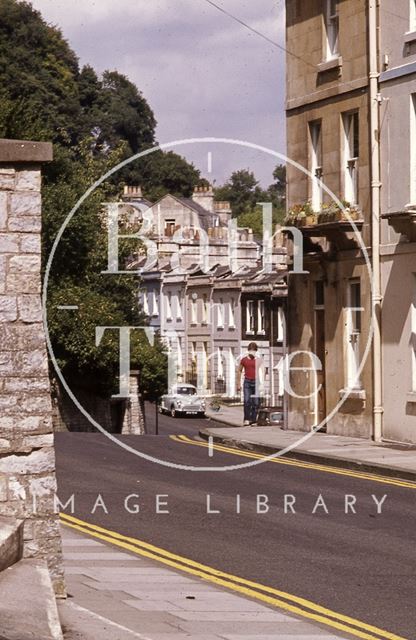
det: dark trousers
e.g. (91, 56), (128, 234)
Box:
(243, 379), (259, 423)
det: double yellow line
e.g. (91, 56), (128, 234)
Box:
(171, 434), (416, 490)
(60, 512), (407, 640)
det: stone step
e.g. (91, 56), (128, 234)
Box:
(0, 517), (23, 573)
(0, 558), (63, 640)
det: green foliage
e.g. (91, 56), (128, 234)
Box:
(214, 167), (286, 237)
(0, 0), (177, 402)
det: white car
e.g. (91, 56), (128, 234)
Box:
(159, 384), (206, 418)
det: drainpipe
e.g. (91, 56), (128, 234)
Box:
(369, 0), (383, 441)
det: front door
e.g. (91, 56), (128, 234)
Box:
(314, 308), (326, 429)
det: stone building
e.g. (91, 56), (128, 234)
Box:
(379, 1), (416, 443)
(285, 0), (374, 437)
(0, 139), (64, 595)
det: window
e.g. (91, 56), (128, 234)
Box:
(309, 121), (323, 212)
(191, 341), (197, 364)
(411, 95), (416, 204)
(202, 293), (209, 324)
(246, 300), (255, 333)
(346, 280), (362, 390)
(151, 291), (159, 317)
(342, 112), (359, 205)
(175, 295), (182, 320)
(165, 292), (172, 320)
(324, 0), (339, 61)
(164, 219), (176, 237)
(191, 297), (197, 324)
(217, 299), (224, 328)
(229, 299), (235, 328)
(276, 307), (285, 343)
(142, 292), (149, 315)
(411, 0), (416, 32)
(258, 300), (266, 334)
(411, 276), (416, 392)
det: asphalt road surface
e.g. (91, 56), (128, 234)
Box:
(55, 412), (416, 639)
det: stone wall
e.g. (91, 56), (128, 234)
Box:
(0, 139), (64, 595)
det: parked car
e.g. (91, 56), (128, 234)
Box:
(256, 406), (284, 427)
(159, 384), (206, 418)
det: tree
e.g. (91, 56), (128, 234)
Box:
(0, 0), (178, 410)
(214, 167), (286, 237)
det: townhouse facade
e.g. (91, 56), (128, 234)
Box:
(285, 0), (373, 437)
(123, 185), (288, 409)
(379, 1), (416, 443)
(285, 0), (416, 444)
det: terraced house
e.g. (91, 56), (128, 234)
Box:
(124, 185), (288, 407)
(285, 0), (416, 444)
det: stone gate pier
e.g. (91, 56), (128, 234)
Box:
(0, 139), (64, 596)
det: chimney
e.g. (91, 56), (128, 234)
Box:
(192, 184), (214, 212)
(122, 185), (143, 201)
(214, 200), (232, 226)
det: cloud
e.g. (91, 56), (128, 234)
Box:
(29, 0), (286, 185)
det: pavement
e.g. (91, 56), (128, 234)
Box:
(58, 524), (350, 640)
(203, 405), (416, 480)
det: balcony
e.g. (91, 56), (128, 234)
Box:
(284, 202), (364, 252)
(381, 207), (416, 242)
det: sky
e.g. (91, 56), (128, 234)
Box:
(29, 0), (286, 187)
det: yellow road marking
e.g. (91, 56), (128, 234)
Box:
(170, 435), (416, 490)
(60, 513), (407, 640)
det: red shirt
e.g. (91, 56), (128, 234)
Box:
(240, 356), (257, 381)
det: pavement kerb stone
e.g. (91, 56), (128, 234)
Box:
(199, 428), (416, 482)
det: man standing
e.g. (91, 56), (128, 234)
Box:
(237, 342), (262, 426)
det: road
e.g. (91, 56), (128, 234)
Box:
(55, 412), (416, 639)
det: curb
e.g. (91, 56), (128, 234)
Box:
(199, 428), (416, 482)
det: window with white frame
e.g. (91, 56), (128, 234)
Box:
(411, 275), (416, 392)
(346, 280), (362, 390)
(228, 299), (235, 328)
(324, 0), (339, 61)
(191, 297), (197, 324)
(246, 300), (255, 333)
(142, 291), (149, 315)
(276, 307), (285, 343)
(151, 291), (159, 317)
(410, 0), (416, 32)
(411, 94), (416, 204)
(309, 120), (323, 212)
(258, 300), (266, 334)
(202, 293), (209, 324)
(191, 341), (197, 364)
(217, 299), (224, 328)
(175, 295), (182, 320)
(342, 111), (359, 205)
(165, 292), (172, 320)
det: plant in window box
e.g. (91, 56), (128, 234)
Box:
(306, 212), (317, 226)
(297, 211), (307, 227)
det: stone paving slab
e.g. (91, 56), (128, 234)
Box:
(58, 525), (350, 639)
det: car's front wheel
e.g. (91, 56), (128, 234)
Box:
(170, 406), (178, 418)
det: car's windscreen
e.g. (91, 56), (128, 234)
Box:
(177, 387), (196, 395)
